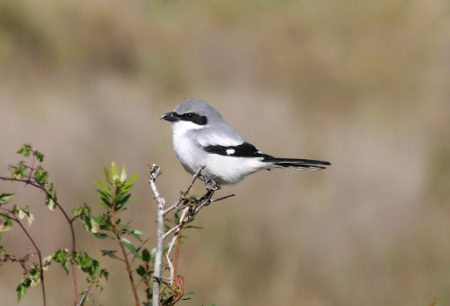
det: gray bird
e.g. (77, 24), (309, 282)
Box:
(162, 99), (330, 185)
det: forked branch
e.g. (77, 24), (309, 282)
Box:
(148, 165), (234, 306)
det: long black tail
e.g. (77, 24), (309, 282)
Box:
(263, 156), (331, 170)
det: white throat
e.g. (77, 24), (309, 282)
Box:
(171, 120), (205, 134)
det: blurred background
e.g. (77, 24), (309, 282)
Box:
(1, 0), (450, 305)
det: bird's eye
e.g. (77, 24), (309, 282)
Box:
(185, 113), (193, 117)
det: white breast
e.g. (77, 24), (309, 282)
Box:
(171, 121), (205, 175)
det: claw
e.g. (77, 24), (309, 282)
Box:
(205, 178), (221, 191)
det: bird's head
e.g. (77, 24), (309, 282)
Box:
(161, 99), (222, 130)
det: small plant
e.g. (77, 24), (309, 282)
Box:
(0, 144), (232, 306)
(0, 144), (107, 305)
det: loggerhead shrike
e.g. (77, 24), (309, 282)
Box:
(161, 99), (330, 185)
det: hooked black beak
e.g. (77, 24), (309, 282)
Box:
(161, 112), (179, 122)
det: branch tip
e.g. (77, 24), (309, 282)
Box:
(149, 164), (162, 181)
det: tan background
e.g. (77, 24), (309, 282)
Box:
(1, 0), (450, 305)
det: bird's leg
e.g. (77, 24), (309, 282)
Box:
(199, 189), (214, 203)
(198, 178), (221, 205)
(205, 178), (221, 191)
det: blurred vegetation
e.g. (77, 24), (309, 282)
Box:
(0, 0), (449, 305)
(1, 145), (215, 306)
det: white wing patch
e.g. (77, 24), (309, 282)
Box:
(226, 148), (235, 155)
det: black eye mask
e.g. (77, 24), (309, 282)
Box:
(178, 112), (208, 125)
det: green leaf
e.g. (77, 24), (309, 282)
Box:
(29, 266), (41, 282)
(96, 180), (112, 196)
(100, 269), (109, 280)
(120, 165), (127, 183)
(94, 232), (109, 239)
(142, 248), (151, 262)
(118, 193), (131, 204)
(53, 249), (71, 272)
(88, 259), (101, 277)
(10, 161), (29, 179)
(127, 229), (143, 241)
(150, 247), (157, 261)
(85, 217), (99, 233)
(33, 166), (49, 185)
(0, 217), (13, 232)
(111, 162), (119, 182)
(0, 193), (15, 203)
(136, 265), (146, 277)
(101, 250), (120, 260)
(78, 256), (93, 269)
(16, 266), (41, 301)
(103, 166), (112, 184)
(17, 144), (32, 157)
(71, 206), (84, 218)
(12, 205), (34, 226)
(98, 189), (111, 202)
(46, 182), (55, 194)
(120, 237), (139, 257)
(123, 174), (138, 193)
(16, 283), (27, 301)
(97, 190), (112, 209)
(94, 214), (112, 230)
(53, 250), (67, 262)
(185, 225), (202, 230)
(45, 197), (56, 211)
(34, 151), (44, 162)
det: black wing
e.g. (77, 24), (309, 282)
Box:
(203, 142), (267, 158)
(203, 142), (331, 169)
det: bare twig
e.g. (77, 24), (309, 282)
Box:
(165, 206), (189, 283)
(163, 167), (204, 215)
(163, 222), (182, 240)
(1, 253), (32, 272)
(162, 191), (234, 242)
(210, 193), (236, 203)
(165, 240), (175, 284)
(0, 210), (47, 306)
(149, 164), (165, 306)
(76, 281), (95, 306)
(149, 164), (235, 304)
(164, 188), (235, 284)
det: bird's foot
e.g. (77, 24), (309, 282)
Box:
(197, 178), (220, 205)
(205, 178), (221, 192)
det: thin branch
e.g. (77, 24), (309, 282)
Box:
(165, 243), (175, 284)
(149, 165), (235, 304)
(0, 210), (47, 306)
(163, 223), (182, 240)
(163, 193), (235, 242)
(1, 253), (32, 272)
(76, 281), (95, 306)
(163, 167), (204, 215)
(148, 164), (165, 306)
(165, 207), (189, 284)
(210, 193), (236, 203)
(164, 188), (234, 284)
(110, 194), (140, 306)
(0, 176), (80, 305)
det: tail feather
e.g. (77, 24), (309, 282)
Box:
(263, 156), (331, 171)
